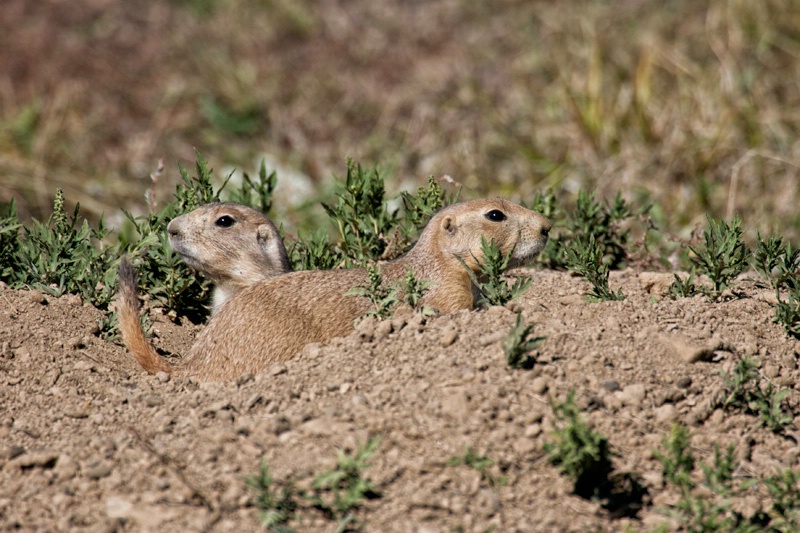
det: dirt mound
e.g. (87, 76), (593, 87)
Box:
(1, 269), (797, 531)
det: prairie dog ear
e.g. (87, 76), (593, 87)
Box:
(440, 216), (456, 236)
(257, 224), (274, 245)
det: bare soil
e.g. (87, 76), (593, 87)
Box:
(1, 268), (797, 532)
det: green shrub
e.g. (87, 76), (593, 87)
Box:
(447, 447), (507, 488)
(4, 189), (118, 309)
(502, 312), (545, 370)
(689, 215), (749, 299)
(245, 462), (299, 532)
(458, 236), (532, 307)
(565, 233), (624, 302)
(346, 263), (399, 324)
(308, 436), (381, 523)
(720, 356), (794, 433)
(545, 391), (614, 498)
(322, 159), (398, 266)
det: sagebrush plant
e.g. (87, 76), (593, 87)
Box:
(654, 423), (800, 532)
(668, 269), (699, 300)
(654, 423), (694, 489)
(545, 390), (614, 499)
(308, 435), (381, 524)
(529, 188), (567, 269)
(245, 436), (381, 532)
(753, 232), (800, 339)
(345, 263), (398, 324)
(689, 215), (749, 299)
(245, 462), (299, 532)
(322, 159), (398, 266)
(753, 233), (800, 292)
(447, 447), (507, 488)
(774, 287), (800, 339)
(457, 236), (532, 307)
(0, 198), (23, 281)
(764, 468), (800, 530)
(396, 266), (433, 315)
(297, 168), (451, 271)
(565, 234), (624, 302)
(720, 355), (794, 433)
(699, 444), (740, 497)
(502, 312), (545, 370)
(566, 190), (641, 270)
(396, 175), (455, 249)
(223, 159), (278, 214)
(289, 228), (342, 271)
(1, 188), (118, 309)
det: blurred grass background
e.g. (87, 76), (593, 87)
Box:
(1, 0), (799, 241)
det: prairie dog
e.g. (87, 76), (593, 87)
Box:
(167, 202), (291, 314)
(119, 198), (551, 381)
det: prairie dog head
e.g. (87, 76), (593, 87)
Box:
(168, 203), (291, 312)
(423, 198), (551, 272)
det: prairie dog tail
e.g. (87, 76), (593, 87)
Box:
(117, 257), (173, 374)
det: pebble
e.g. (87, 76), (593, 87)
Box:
(707, 408), (725, 426)
(270, 364), (287, 377)
(375, 320), (394, 339)
(65, 336), (84, 350)
(676, 377), (692, 389)
(265, 415), (290, 435)
(28, 291), (47, 305)
(654, 404), (678, 424)
(63, 405), (90, 419)
(244, 393), (263, 410)
(638, 272), (676, 297)
(85, 463), (113, 480)
(618, 384), (646, 407)
(670, 336), (731, 364)
(475, 489), (501, 517)
(141, 393), (163, 408)
(1, 445), (25, 460)
(512, 437), (535, 455)
(531, 377), (548, 395)
(479, 331), (507, 347)
(441, 389), (471, 422)
(63, 294), (82, 306)
(7, 451), (59, 469)
(601, 380), (620, 392)
(12, 419), (40, 439)
(603, 394), (623, 411)
(53, 455), (78, 481)
(440, 328), (458, 348)
(106, 496), (134, 519)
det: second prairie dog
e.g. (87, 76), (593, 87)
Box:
(167, 202), (291, 314)
(120, 198), (551, 381)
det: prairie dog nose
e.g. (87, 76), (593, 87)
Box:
(540, 218), (552, 237)
(167, 217), (183, 238)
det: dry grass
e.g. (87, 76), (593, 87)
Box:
(1, 0), (799, 241)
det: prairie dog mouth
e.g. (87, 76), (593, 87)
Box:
(509, 235), (548, 265)
(169, 238), (202, 269)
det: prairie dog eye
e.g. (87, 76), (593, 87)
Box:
(484, 209), (507, 222)
(215, 215), (236, 228)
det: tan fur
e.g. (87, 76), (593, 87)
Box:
(167, 202), (291, 314)
(119, 198), (551, 381)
